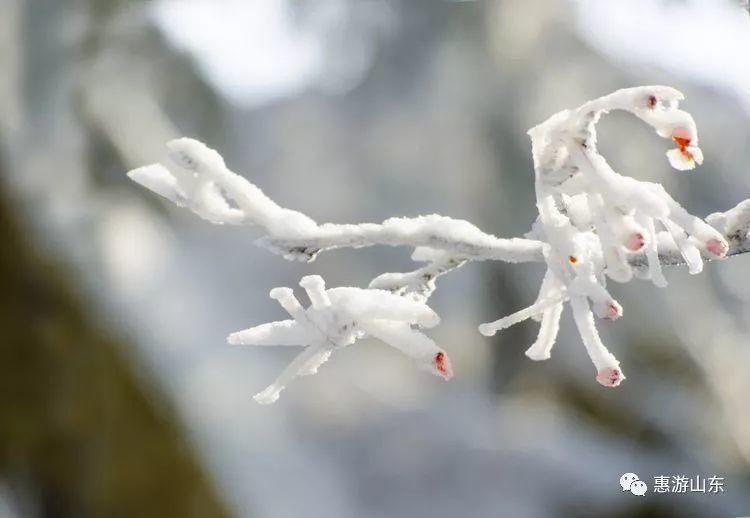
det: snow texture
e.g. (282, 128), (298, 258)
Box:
(128, 86), (750, 400)
(227, 275), (450, 404)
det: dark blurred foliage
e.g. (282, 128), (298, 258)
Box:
(0, 166), (228, 516)
(0, 0), (232, 516)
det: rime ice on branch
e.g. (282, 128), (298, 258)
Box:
(128, 86), (750, 402)
(228, 275), (451, 404)
(481, 85), (729, 386)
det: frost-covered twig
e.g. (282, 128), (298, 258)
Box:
(227, 275), (451, 404)
(127, 138), (544, 264)
(128, 86), (750, 402)
(368, 247), (467, 301)
(482, 86), (729, 386)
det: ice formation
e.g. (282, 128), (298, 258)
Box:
(485, 86), (729, 386)
(227, 275), (450, 404)
(128, 86), (750, 402)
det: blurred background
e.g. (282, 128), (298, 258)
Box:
(2, 0), (750, 516)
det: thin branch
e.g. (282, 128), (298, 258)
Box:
(127, 138), (545, 264)
(127, 137), (750, 294)
(126, 86), (750, 399)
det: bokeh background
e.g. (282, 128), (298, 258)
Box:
(2, 0), (750, 517)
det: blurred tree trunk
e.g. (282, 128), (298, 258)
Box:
(0, 168), (229, 517)
(0, 0), (231, 515)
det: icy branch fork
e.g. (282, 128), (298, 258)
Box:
(128, 86), (750, 402)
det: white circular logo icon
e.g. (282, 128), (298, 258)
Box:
(620, 473), (648, 496)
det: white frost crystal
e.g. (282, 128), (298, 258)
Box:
(128, 86), (750, 401)
(482, 86), (728, 386)
(228, 275), (451, 404)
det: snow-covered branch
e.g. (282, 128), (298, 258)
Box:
(127, 138), (544, 264)
(228, 275), (451, 404)
(128, 86), (750, 402)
